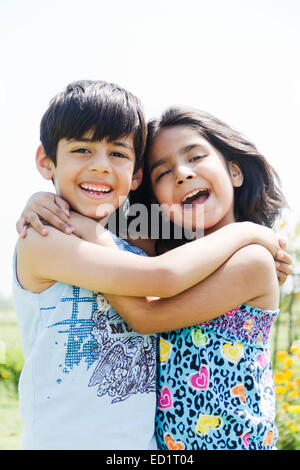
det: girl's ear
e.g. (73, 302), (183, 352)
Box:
(35, 145), (55, 180)
(229, 161), (244, 187)
(130, 168), (143, 191)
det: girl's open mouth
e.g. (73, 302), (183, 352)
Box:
(180, 188), (211, 208)
(79, 183), (113, 199)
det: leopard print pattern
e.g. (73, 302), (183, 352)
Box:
(155, 304), (279, 450)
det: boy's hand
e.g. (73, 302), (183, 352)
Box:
(275, 238), (293, 286)
(16, 192), (74, 238)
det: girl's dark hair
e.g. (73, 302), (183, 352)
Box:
(40, 80), (147, 171)
(132, 107), (287, 253)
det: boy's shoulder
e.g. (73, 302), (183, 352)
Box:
(16, 226), (68, 293)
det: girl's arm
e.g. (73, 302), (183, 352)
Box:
(104, 244), (279, 334)
(17, 215), (278, 298)
(16, 192), (293, 286)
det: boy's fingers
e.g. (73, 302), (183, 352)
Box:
(275, 249), (293, 266)
(277, 271), (287, 286)
(278, 237), (287, 250)
(276, 260), (293, 277)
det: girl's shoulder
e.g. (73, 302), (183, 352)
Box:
(235, 244), (279, 311)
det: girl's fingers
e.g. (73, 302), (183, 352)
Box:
(16, 217), (27, 238)
(25, 213), (49, 236)
(54, 194), (70, 218)
(41, 200), (71, 225)
(32, 207), (74, 234)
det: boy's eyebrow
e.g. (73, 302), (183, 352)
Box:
(113, 141), (134, 152)
(67, 137), (134, 152)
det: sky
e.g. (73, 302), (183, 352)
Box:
(0, 0), (299, 299)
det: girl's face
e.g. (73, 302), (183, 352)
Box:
(148, 125), (243, 233)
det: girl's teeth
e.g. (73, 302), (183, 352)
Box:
(182, 189), (206, 203)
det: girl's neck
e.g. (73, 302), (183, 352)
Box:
(204, 211), (237, 236)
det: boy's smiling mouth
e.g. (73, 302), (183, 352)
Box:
(79, 182), (113, 199)
(180, 188), (211, 208)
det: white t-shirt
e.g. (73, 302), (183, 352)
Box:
(13, 235), (157, 450)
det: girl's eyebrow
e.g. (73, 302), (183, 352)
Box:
(150, 143), (208, 173)
(149, 158), (167, 173)
(180, 143), (208, 153)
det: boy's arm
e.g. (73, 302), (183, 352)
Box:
(104, 244), (279, 334)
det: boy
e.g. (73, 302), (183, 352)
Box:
(14, 80), (159, 450)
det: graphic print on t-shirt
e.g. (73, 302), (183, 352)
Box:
(48, 287), (156, 403)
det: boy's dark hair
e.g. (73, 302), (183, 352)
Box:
(133, 107), (287, 253)
(40, 80), (147, 171)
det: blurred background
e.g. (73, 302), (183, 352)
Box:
(0, 0), (300, 449)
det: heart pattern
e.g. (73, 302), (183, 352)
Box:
(160, 338), (173, 363)
(231, 384), (246, 402)
(157, 386), (173, 410)
(263, 431), (274, 447)
(242, 431), (251, 448)
(187, 365), (209, 391)
(195, 414), (223, 436)
(221, 342), (244, 364)
(191, 328), (208, 347)
(164, 433), (185, 450)
(257, 349), (269, 369)
(159, 337), (173, 363)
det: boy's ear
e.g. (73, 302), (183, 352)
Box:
(229, 161), (243, 187)
(130, 168), (143, 191)
(35, 145), (55, 180)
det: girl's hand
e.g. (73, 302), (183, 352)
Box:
(275, 238), (293, 286)
(16, 192), (74, 238)
(68, 211), (118, 248)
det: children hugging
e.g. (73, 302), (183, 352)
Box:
(15, 80), (293, 450)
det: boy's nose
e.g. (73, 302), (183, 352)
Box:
(88, 152), (111, 174)
(175, 167), (195, 186)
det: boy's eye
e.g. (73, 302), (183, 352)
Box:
(71, 147), (90, 154)
(111, 152), (128, 159)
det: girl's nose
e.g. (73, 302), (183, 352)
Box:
(175, 167), (196, 186)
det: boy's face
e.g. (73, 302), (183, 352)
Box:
(37, 131), (142, 220)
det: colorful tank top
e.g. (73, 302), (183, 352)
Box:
(155, 304), (279, 450)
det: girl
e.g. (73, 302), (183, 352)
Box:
(17, 107), (292, 450)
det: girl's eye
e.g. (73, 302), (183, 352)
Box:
(156, 169), (171, 182)
(189, 155), (207, 162)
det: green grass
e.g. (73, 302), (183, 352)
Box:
(0, 310), (23, 450)
(0, 391), (23, 450)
